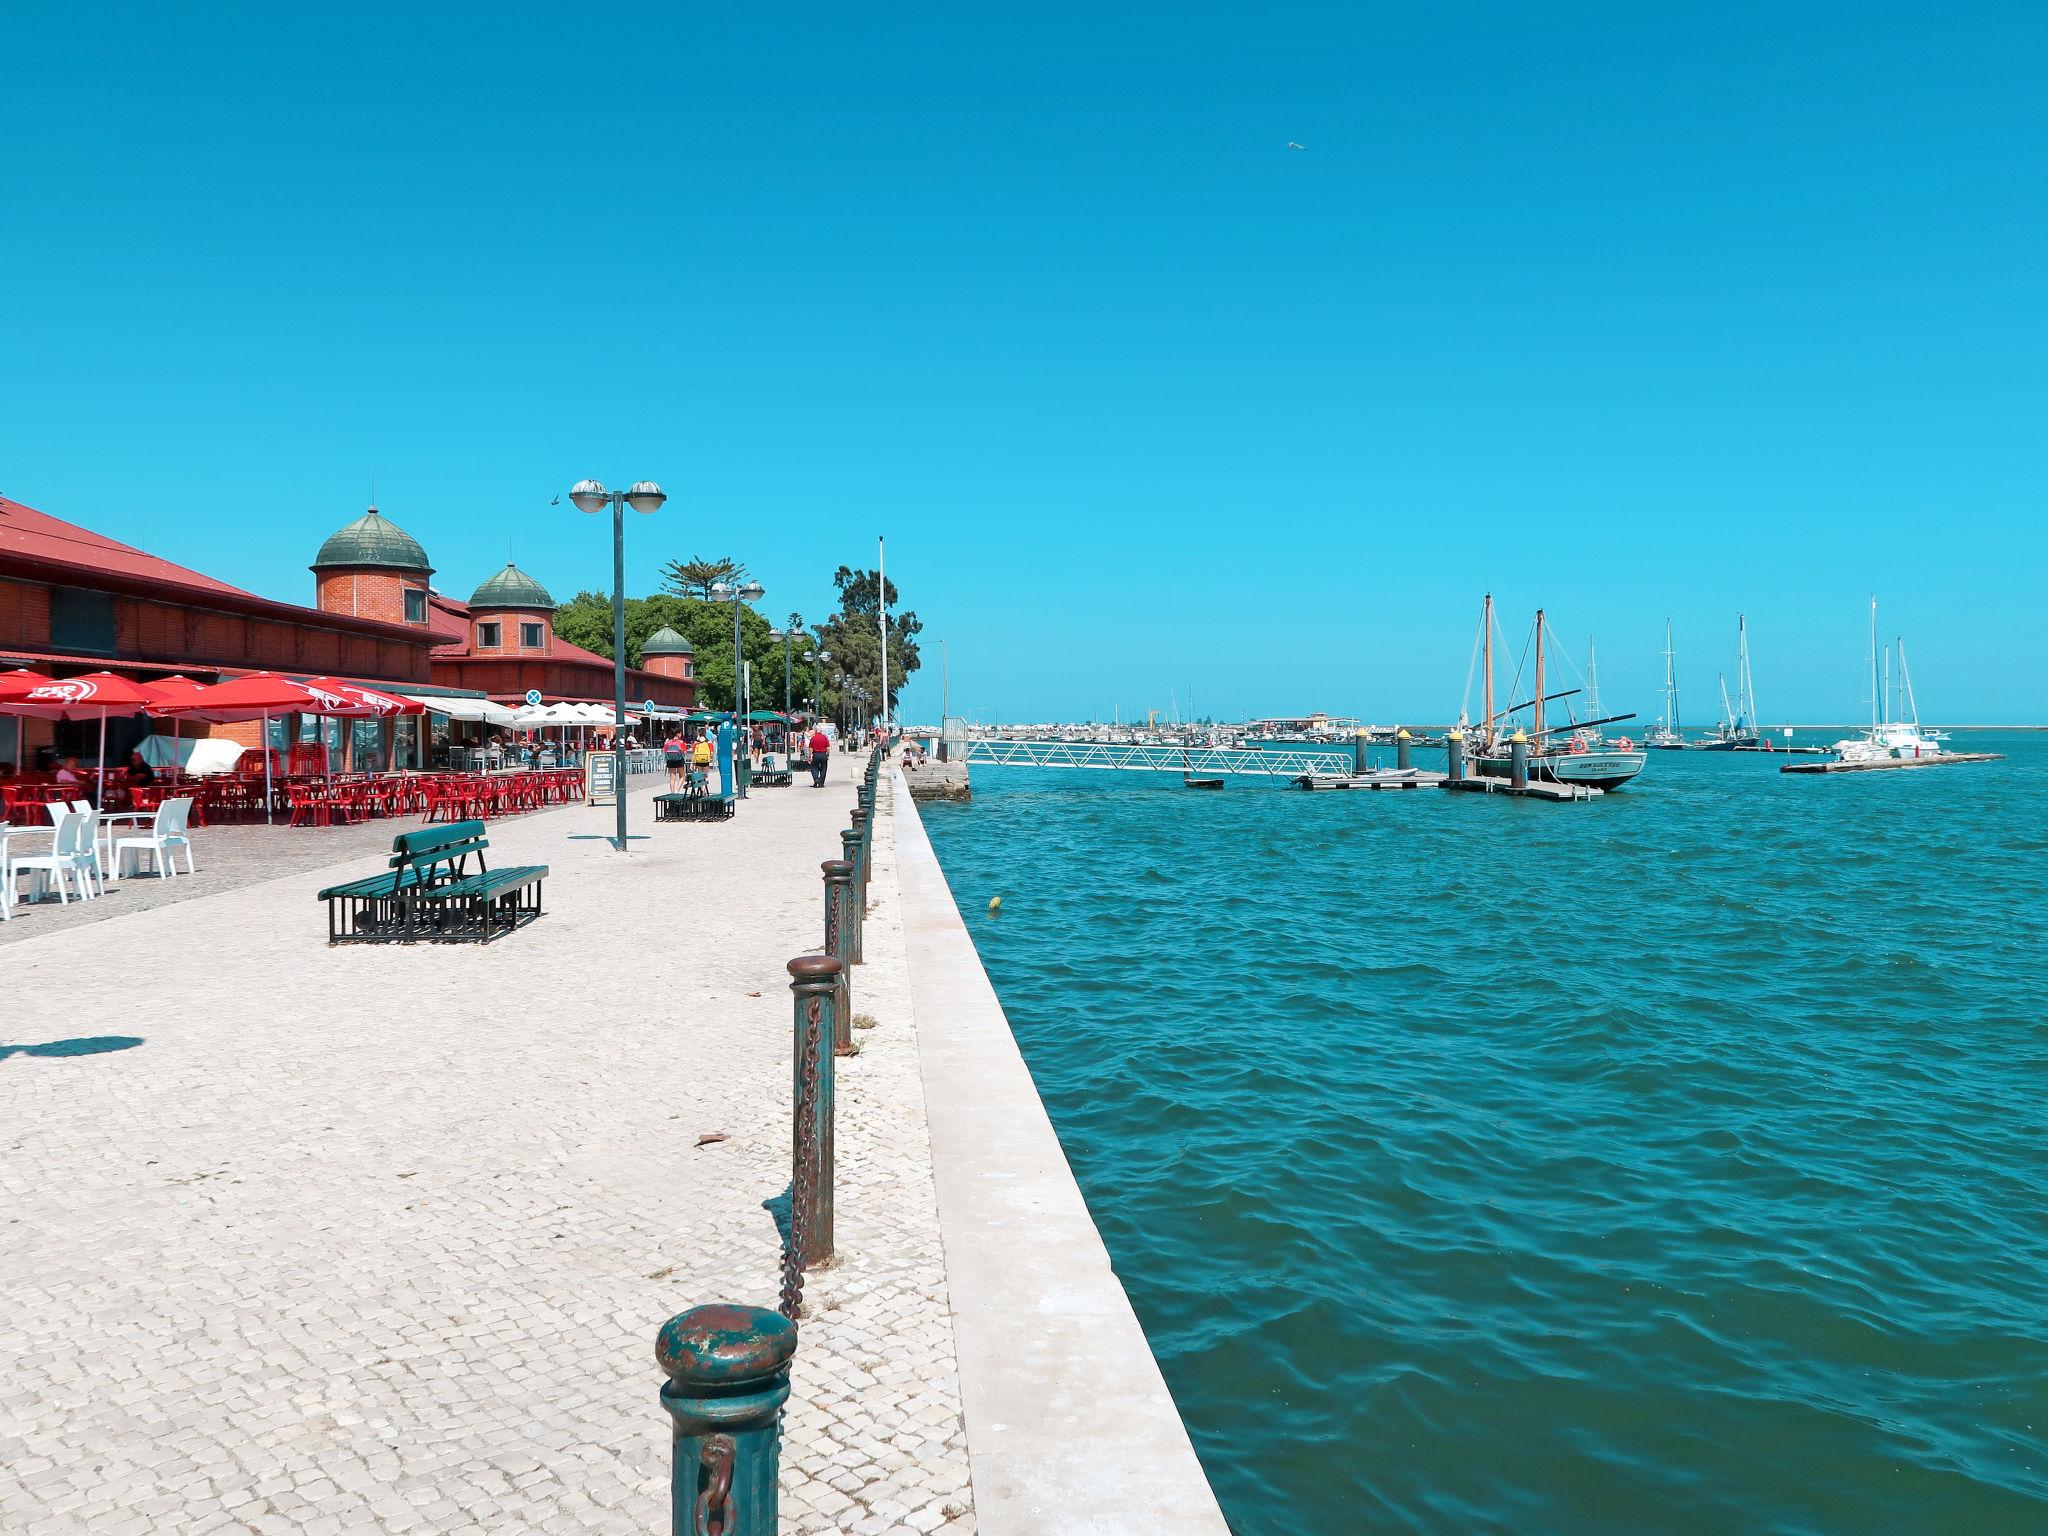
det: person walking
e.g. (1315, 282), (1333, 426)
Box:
(807, 723), (831, 787)
(663, 731), (687, 790)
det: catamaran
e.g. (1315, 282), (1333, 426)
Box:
(1645, 618), (1686, 748)
(1830, 598), (1951, 762)
(1697, 613), (1761, 749)
(1462, 596), (1647, 790)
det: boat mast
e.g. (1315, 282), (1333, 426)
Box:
(1867, 596), (1879, 730)
(1533, 608), (1547, 744)
(1737, 612), (1755, 732)
(1482, 592), (1495, 745)
(1587, 638), (1602, 720)
(1899, 638), (1920, 728)
(1663, 618), (1679, 732)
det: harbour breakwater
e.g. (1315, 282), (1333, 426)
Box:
(920, 734), (2048, 1535)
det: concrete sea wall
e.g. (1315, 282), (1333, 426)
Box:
(892, 771), (1231, 1534)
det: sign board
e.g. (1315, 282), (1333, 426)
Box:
(524, 688), (542, 707)
(644, 698), (656, 714)
(586, 750), (618, 806)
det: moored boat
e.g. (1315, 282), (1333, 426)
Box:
(1645, 618), (1686, 748)
(1463, 600), (1647, 790)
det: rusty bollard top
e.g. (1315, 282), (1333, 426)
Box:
(656, 1304), (797, 1391)
(788, 953), (844, 986)
(822, 858), (853, 881)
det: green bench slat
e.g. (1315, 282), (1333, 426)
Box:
(317, 868), (428, 902)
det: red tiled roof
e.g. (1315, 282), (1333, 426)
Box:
(0, 494), (258, 600)
(0, 492), (427, 645)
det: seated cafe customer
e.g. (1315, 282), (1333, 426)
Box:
(126, 750), (157, 786)
(53, 756), (84, 787)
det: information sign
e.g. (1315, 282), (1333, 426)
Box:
(586, 750), (618, 806)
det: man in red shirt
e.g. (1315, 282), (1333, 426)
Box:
(808, 724), (831, 787)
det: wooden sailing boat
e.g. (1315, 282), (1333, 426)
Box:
(1470, 603), (1648, 790)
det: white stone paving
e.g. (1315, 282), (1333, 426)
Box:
(0, 761), (972, 1534)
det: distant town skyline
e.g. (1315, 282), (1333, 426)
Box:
(5, 4), (2044, 721)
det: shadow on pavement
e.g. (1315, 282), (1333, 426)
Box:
(0, 1035), (147, 1062)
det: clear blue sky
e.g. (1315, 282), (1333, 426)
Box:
(4, 3), (2044, 723)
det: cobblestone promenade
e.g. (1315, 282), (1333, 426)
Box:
(1, 763), (973, 1535)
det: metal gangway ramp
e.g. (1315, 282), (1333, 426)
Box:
(959, 738), (1358, 778)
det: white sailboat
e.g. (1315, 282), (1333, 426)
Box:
(1645, 618), (1685, 748)
(1831, 598), (1951, 762)
(1698, 614), (1761, 749)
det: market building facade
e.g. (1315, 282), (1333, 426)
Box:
(0, 493), (693, 773)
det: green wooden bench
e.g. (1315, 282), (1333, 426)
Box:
(317, 820), (548, 944)
(653, 781), (737, 822)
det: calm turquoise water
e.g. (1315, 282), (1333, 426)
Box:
(920, 733), (2048, 1535)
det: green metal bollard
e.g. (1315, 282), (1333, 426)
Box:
(1446, 729), (1465, 783)
(1396, 728), (1413, 771)
(1351, 729), (1370, 775)
(822, 859), (857, 1053)
(850, 806), (872, 898)
(787, 954), (840, 1267)
(838, 828), (866, 962)
(1510, 730), (1529, 788)
(657, 1304), (796, 1536)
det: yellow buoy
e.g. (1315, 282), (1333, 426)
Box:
(988, 896), (1003, 914)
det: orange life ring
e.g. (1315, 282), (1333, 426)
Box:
(1616, 736), (1632, 751)
(1569, 736), (1587, 754)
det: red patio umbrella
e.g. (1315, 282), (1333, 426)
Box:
(0, 671), (175, 805)
(297, 677), (425, 777)
(297, 678), (426, 717)
(0, 669), (55, 776)
(148, 672), (328, 823)
(135, 675), (216, 775)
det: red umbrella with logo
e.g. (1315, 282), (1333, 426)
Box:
(0, 669), (55, 779)
(146, 672), (331, 823)
(298, 677), (425, 778)
(0, 671), (174, 806)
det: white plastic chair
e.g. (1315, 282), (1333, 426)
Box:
(11, 809), (100, 905)
(113, 797), (195, 880)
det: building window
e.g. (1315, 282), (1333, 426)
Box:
(519, 621), (544, 649)
(477, 621), (502, 648)
(50, 588), (117, 655)
(404, 588), (427, 623)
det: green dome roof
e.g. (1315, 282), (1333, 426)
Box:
(310, 506), (433, 575)
(468, 562), (555, 610)
(642, 625), (694, 656)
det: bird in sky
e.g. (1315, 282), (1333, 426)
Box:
(1287, 141), (1306, 150)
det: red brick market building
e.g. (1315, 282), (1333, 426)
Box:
(0, 493), (693, 772)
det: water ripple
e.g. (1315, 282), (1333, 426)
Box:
(923, 733), (2048, 1534)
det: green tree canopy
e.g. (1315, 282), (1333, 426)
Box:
(554, 590), (808, 713)
(816, 566), (921, 722)
(659, 556), (751, 600)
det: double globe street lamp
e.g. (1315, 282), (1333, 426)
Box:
(569, 477), (666, 852)
(767, 617), (805, 716)
(803, 647), (831, 724)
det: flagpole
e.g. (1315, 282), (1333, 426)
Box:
(878, 535), (888, 739)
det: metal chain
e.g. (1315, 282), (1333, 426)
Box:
(779, 995), (823, 1323)
(694, 1434), (736, 1536)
